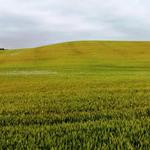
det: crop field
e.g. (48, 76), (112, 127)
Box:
(0, 41), (150, 149)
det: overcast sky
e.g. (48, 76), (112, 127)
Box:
(0, 0), (150, 48)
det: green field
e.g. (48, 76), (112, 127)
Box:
(0, 41), (150, 149)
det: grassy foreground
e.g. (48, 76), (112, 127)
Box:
(0, 41), (150, 149)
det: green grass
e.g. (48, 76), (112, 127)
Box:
(0, 41), (150, 149)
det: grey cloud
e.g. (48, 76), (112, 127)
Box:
(0, 0), (150, 48)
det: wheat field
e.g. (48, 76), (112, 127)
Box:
(0, 41), (150, 149)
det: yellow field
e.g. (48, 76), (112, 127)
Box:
(0, 41), (150, 149)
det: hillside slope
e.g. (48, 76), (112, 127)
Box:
(1, 41), (150, 69)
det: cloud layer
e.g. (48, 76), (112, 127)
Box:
(0, 0), (150, 48)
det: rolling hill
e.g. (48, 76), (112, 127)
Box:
(1, 41), (150, 64)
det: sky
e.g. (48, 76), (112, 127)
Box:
(0, 0), (150, 48)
